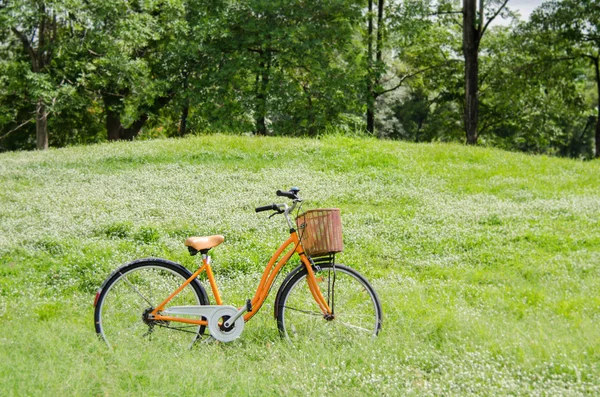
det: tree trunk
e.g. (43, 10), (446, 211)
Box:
(376, 0), (384, 66)
(103, 91), (171, 140)
(464, 51), (479, 145)
(463, 0), (479, 145)
(596, 112), (600, 159)
(366, 0), (374, 134)
(103, 94), (124, 141)
(416, 118), (424, 142)
(366, 0), (385, 135)
(366, 100), (375, 134)
(179, 74), (190, 137)
(180, 105), (189, 137)
(302, 83), (317, 136)
(36, 99), (48, 150)
(595, 57), (600, 158)
(255, 53), (270, 136)
(122, 115), (148, 141)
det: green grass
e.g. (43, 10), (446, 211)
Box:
(0, 135), (599, 395)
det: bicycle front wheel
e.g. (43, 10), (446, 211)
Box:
(94, 259), (209, 350)
(275, 263), (382, 341)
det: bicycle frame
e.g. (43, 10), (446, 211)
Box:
(150, 229), (332, 326)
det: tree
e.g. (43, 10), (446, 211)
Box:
(365, 0), (450, 136)
(375, 0), (463, 141)
(475, 23), (592, 156)
(365, 0), (386, 134)
(530, 0), (600, 158)
(0, 0), (73, 149)
(461, 0), (509, 144)
(205, 0), (363, 136)
(79, 0), (180, 141)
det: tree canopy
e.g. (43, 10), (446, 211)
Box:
(0, 0), (597, 158)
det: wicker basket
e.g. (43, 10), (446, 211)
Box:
(296, 209), (343, 257)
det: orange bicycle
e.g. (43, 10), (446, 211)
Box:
(93, 188), (382, 348)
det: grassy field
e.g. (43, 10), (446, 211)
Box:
(0, 135), (599, 395)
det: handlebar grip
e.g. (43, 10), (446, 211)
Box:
(276, 190), (296, 199)
(255, 203), (279, 213)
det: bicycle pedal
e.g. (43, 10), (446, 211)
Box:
(246, 299), (252, 312)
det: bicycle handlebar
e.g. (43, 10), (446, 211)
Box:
(256, 188), (301, 225)
(276, 190), (293, 199)
(276, 187), (301, 200)
(255, 203), (280, 213)
(257, 188), (301, 229)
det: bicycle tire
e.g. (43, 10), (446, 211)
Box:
(275, 263), (382, 341)
(94, 258), (209, 349)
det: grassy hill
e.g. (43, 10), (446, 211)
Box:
(1, 135), (599, 395)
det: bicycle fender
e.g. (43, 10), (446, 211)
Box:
(95, 257), (209, 304)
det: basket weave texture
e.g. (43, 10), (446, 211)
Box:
(296, 208), (343, 257)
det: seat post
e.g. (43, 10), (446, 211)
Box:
(202, 253), (222, 305)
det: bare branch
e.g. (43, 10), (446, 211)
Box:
(479, 112), (513, 135)
(377, 64), (445, 97)
(480, 0), (509, 39)
(479, 98), (529, 135)
(428, 11), (462, 17)
(87, 49), (104, 57)
(580, 35), (600, 43)
(11, 27), (38, 70)
(0, 118), (34, 141)
(427, 9), (463, 29)
(505, 55), (581, 78)
(39, 3), (46, 55)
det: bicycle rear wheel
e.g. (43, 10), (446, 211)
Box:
(275, 263), (382, 341)
(94, 259), (209, 349)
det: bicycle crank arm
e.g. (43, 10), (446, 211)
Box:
(161, 305), (245, 342)
(223, 307), (246, 328)
(223, 299), (252, 328)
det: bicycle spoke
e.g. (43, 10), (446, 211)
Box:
(334, 320), (373, 334)
(277, 264), (381, 340)
(124, 320), (145, 335)
(282, 305), (323, 317)
(120, 272), (155, 307)
(96, 262), (207, 349)
(335, 311), (376, 321)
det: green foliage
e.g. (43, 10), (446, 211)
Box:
(190, 0), (365, 136)
(526, 0), (600, 158)
(1, 0), (600, 157)
(375, 0), (599, 158)
(471, 24), (592, 157)
(0, 0), (106, 150)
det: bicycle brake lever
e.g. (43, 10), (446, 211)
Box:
(269, 209), (285, 219)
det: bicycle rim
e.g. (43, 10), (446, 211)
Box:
(278, 264), (382, 341)
(96, 264), (205, 350)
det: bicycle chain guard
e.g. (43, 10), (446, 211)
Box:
(161, 304), (245, 342)
(208, 306), (245, 342)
